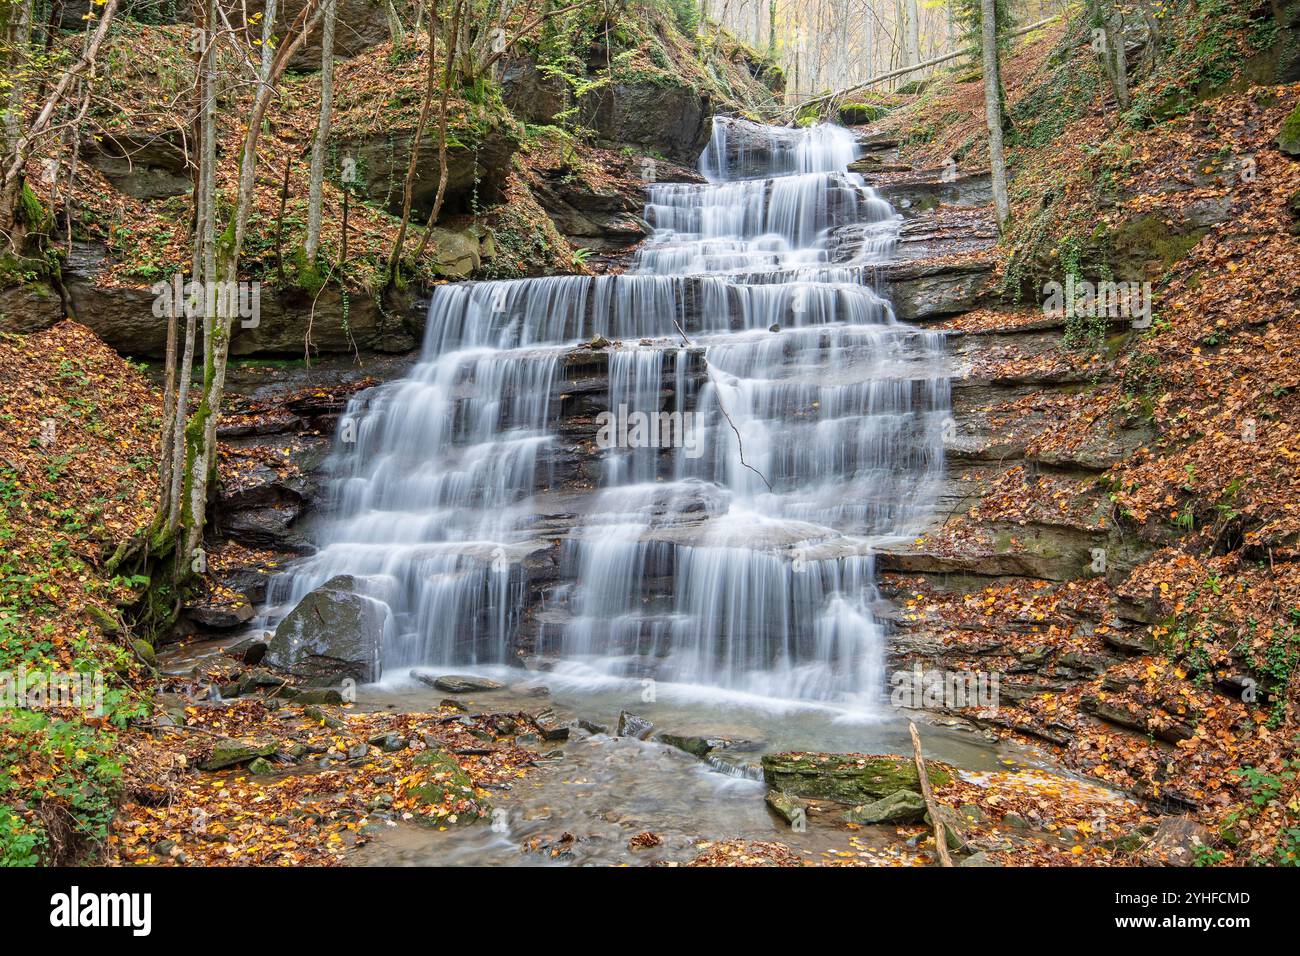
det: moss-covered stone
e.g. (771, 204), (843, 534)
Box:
(1278, 102), (1300, 156)
(761, 752), (948, 803)
(838, 102), (889, 125)
(406, 748), (480, 823)
(843, 788), (927, 824)
(657, 732), (713, 758)
(765, 789), (806, 825)
(200, 739), (277, 771)
(131, 639), (156, 669)
(247, 757), (275, 776)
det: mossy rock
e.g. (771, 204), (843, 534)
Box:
(248, 757), (275, 776)
(406, 748), (480, 823)
(843, 788), (927, 824)
(1278, 102), (1300, 157)
(201, 739), (277, 771)
(838, 102), (888, 125)
(657, 732), (713, 758)
(765, 789), (806, 825)
(131, 639), (156, 669)
(1107, 214), (1208, 281)
(761, 752), (948, 803)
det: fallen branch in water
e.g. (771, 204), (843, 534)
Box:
(910, 721), (954, 867)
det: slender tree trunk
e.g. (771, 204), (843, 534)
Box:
(767, 0), (775, 58)
(905, 0), (920, 66)
(981, 0), (1009, 231)
(179, 0), (325, 570)
(1106, 3), (1130, 109)
(305, 0), (336, 261)
(411, 0), (463, 263)
(260, 0), (277, 82)
(386, 0), (440, 290)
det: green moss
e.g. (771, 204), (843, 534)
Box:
(838, 102), (888, 125)
(18, 184), (50, 231)
(1277, 102), (1300, 157)
(406, 749), (481, 823)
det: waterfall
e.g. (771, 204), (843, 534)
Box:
(265, 117), (949, 710)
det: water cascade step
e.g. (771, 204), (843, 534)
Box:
(263, 117), (951, 710)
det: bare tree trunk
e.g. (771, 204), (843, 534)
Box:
(411, 0), (463, 263)
(386, 0), (440, 289)
(386, 0), (407, 45)
(260, 0), (278, 82)
(180, 0), (325, 569)
(905, 0), (920, 66)
(1109, 7), (1129, 108)
(305, 0), (336, 261)
(981, 0), (1009, 231)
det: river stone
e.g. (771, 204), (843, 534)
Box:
(656, 732), (714, 758)
(267, 575), (386, 683)
(413, 672), (505, 693)
(201, 739), (277, 771)
(1278, 102), (1300, 156)
(843, 789), (927, 825)
(761, 753), (948, 803)
(616, 710), (654, 740)
(532, 709), (570, 741)
(766, 790), (806, 826)
(406, 749), (480, 824)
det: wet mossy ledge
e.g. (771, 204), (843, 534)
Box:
(761, 752), (949, 803)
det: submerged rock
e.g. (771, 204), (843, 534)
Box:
(412, 672), (505, 693)
(656, 732), (714, 758)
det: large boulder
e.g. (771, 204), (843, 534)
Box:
(577, 80), (715, 165)
(85, 129), (190, 200)
(699, 116), (806, 178)
(761, 752), (948, 803)
(500, 57), (570, 124)
(266, 575), (387, 682)
(244, 0), (396, 69)
(341, 125), (519, 220)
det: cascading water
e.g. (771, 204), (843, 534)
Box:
(264, 117), (950, 711)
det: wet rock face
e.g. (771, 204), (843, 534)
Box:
(266, 574), (386, 683)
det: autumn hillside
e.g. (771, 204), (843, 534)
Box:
(862, 0), (1300, 864)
